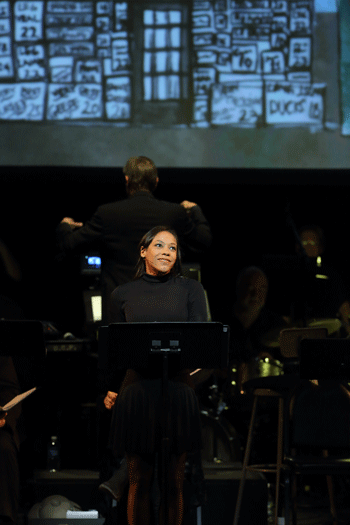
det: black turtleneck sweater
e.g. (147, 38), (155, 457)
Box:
(108, 274), (208, 390)
(110, 273), (208, 323)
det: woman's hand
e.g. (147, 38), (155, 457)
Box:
(104, 391), (118, 410)
(180, 200), (197, 210)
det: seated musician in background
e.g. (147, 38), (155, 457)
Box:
(0, 357), (22, 525)
(296, 225), (350, 336)
(229, 266), (290, 392)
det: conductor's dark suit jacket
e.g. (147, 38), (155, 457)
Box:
(56, 191), (212, 322)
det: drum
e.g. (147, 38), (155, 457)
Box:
(200, 411), (242, 463)
(229, 357), (284, 396)
(196, 370), (228, 413)
(253, 357), (284, 378)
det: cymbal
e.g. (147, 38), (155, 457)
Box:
(260, 318), (342, 347)
(306, 318), (342, 336)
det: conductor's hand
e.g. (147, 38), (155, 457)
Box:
(61, 217), (84, 229)
(104, 391), (118, 410)
(0, 412), (7, 428)
(180, 200), (198, 210)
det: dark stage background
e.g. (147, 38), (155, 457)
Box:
(1, 166), (350, 476)
(1, 167), (349, 335)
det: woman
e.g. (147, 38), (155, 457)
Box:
(104, 226), (208, 525)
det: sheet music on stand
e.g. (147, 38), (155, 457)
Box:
(0, 387), (37, 413)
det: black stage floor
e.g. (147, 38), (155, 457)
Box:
(267, 492), (350, 525)
(18, 467), (350, 525)
(19, 504), (350, 525)
(268, 506), (350, 525)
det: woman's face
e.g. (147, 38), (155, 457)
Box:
(140, 231), (177, 276)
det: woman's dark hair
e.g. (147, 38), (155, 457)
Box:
(133, 226), (182, 279)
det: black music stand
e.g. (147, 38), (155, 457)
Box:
(0, 319), (46, 356)
(299, 337), (350, 380)
(0, 319), (46, 386)
(106, 321), (230, 525)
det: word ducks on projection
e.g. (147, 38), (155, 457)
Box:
(211, 82), (324, 126)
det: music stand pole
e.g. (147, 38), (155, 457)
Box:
(150, 345), (177, 525)
(162, 352), (170, 525)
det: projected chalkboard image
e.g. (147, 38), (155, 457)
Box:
(0, 0), (337, 128)
(0, 0), (348, 168)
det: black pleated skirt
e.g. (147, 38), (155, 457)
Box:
(108, 378), (202, 456)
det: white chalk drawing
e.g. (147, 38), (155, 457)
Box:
(105, 75), (130, 119)
(0, 0), (336, 128)
(47, 83), (102, 119)
(0, 82), (46, 119)
(265, 82), (325, 125)
(211, 82), (263, 126)
(143, 9), (183, 101)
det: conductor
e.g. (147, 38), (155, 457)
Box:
(56, 156), (212, 323)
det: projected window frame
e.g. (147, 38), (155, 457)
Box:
(132, 2), (190, 125)
(142, 8), (186, 102)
